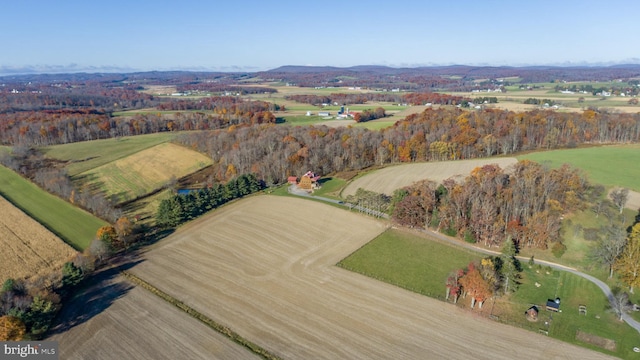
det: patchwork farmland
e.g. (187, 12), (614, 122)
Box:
(342, 157), (518, 197)
(121, 196), (610, 359)
(0, 196), (77, 284)
(78, 143), (212, 203)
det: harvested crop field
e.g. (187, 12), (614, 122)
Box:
(130, 196), (610, 359)
(0, 196), (77, 283)
(79, 143), (212, 203)
(48, 275), (258, 360)
(343, 157), (519, 197)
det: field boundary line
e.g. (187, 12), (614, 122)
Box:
(121, 271), (281, 360)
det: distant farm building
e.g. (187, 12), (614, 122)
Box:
(287, 176), (298, 185)
(318, 111), (331, 117)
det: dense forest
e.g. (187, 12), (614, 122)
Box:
(391, 162), (596, 250)
(175, 107), (640, 184)
(0, 97), (280, 146)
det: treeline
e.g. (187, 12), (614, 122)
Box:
(175, 107), (640, 185)
(523, 98), (557, 106)
(402, 92), (468, 105)
(156, 174), (263, 228)
(354, 107), (386, 123)
(391, 161), (597, 250)
(175, 84), (277, 94)
(0, 147), (121, 222)
(0, 249), (102, 341)
(0, 108), (276, 146)
(0, 87), (155, 113)
(285, 92), (466, 106)
(286, 93), (404, 105)
(157, 96), (284, 112)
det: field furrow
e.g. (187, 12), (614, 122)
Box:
(343, 158), (518, 196)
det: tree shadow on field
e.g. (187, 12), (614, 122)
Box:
(46, 255), (143, 336)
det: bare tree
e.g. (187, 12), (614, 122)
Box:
(591, 224), (627, 278)
(608, 287), (634, 321)
(609, 188), (629, 214)
(87, 238), (112, 265)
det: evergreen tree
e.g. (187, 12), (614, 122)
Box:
(500, 237), (521, 294)
(62, 261), (84, 288)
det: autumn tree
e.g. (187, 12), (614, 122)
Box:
(615, 223), (640, 293)
(0, 315), (26, 341)
(96, 225), (117, 248)
(459, 263), (492, 309)
(114, 217), (134, 248)
(445, 269), (464, 304)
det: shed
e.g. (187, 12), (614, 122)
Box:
(546, 298), (561, 312)
(525, 305), (539, 321)
(287, 176), (298, 185)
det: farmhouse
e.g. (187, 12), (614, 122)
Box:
(298, 171), (321, 191)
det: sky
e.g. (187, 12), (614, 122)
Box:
(1, 0), (639, 74)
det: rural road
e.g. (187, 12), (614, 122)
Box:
(419, 226), (640, 334)
(295, 190), (640, 334)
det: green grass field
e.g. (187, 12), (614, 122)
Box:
(339, 229), (481, 298)
(78, 143), (212, 203)
(0, 165), (107, 250)
(518, 145), (640, 191)
(43, 132), (177, 176)
(339, 228), (639, 358)
(504, 266), (639, 358)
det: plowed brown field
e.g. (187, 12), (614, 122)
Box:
(48, 275), (258, 360)
(0, 196), (77, 283)
(343, 158), (519, 197)
(129, 196), (611, 359)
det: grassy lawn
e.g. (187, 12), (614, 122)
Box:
(339, 228), (639, 358)
(517, 145), (640, 191)
(500, 266), (640, 358)
(0, 165), (107, 250)
(313, 177), (347, 199)
(43, 132), (177, 176)
(338, 229), (481, 299)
